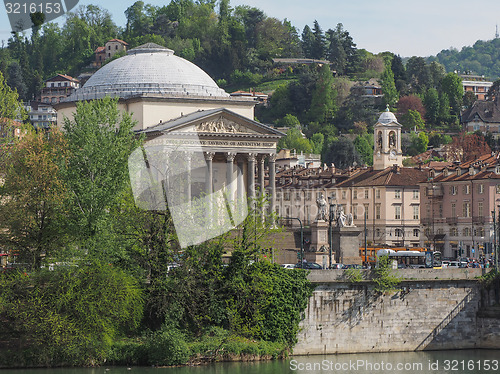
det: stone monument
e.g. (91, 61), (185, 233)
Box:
(307, 193), (330, 266)
(332, 205), (361, 265)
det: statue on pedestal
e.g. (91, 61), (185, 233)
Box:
(315, 193), (327, 221)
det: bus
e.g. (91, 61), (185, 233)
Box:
(359, 247), (427, 265)
(375, 248), (442, 269)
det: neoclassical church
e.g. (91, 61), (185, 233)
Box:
(55, 43), (283, 247)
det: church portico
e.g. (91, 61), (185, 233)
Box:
(56, 43), (284, 248)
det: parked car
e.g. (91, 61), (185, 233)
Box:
(295, 262), (323, 270)
(342, 264), (363, 269)
(280, 264), (296, 269)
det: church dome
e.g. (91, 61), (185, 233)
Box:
(65, 43), (229, 102)
(377, 106), (399, 125)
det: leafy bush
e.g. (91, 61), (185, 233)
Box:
(0, 261), (144, 367)
(373, 255), (401, 292)
(146, 326), (190, 366)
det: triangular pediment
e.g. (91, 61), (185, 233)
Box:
(178, 114), (260, 134)
(141, 108), (284, 137)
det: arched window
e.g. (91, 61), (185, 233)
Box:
(388, 131), (396, 148)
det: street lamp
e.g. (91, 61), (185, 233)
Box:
(364, 208), (367, 268)
(328, 197), (336, 269)
(282, 217), (304, 269)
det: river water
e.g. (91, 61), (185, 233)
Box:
(2, 350), (499, 374)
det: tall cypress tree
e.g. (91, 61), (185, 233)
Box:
(301, 25), (314, 58)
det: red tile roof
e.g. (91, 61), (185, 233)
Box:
(107, 38), (128, 45)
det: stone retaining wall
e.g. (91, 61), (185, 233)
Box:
(294, 270), (500, 355)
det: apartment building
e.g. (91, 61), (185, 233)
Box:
(420, 153), (500, 259)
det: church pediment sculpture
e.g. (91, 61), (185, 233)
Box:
(195, 116), (256, 134)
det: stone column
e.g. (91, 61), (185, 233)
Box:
(258, 155), (265, 197)
(268, 153), (276, 215)
(204, 152), (215, 195)
(225, 152), (236, 203)
(237, 158), (245, 202)
(247, 153), (256, 200)
(185, 152), (191, 205)
(204, 151), (215, 223)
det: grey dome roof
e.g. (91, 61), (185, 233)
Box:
(65, 43), (229, 101)
(377, 106), (400, 125)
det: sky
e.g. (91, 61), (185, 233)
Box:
(1, 0), (499, 57)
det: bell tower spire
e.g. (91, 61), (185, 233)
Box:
(373, 106), (403, 170)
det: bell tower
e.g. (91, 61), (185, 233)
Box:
(373, 106), (403, 170)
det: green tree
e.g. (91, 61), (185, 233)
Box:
(307, 64), (336, 123)
(6, 61), (27, 100)
(0, 70), (26, 121)
(406, 56), (432, 94)
(391, 54), (407, 94)
(400, 109), (425, 130)
(323, 136), (361, 168)
(0, 129), (68, 269)
(354, 134), (374, 166)
(0, 262), (144, 366)
(61, 97), (142, 254)
(423, 88), (440, 125)
(311, 20), (325, 60)
(440, 72), (464, 116)
(277, 127), (312, 153)
(407, 131), (429, 155)
(381, 63), (398, 109)
(301, 24), (314, 58)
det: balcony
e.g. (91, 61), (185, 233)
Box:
(446, 217), (458, 224)
(426, 185), (443, 198)
(472, 216), (486, 224)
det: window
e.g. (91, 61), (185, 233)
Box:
(395, 206), (401, 220)
(115, 45), (118, 50)
(463, 202), (471, 217)
(108, 45), (111, 50)
(284, 192), (290, 201)
(353, 190), (358, 199)
(413, 190), (419, 199)
(463, 185), (470, 194)
(496, 185), (500, 194)
(330, 191), (337, 200)
(364, 190), (369, 199)
(295, 192), (301, 201)
(364, 204), (369, 219)
(464, 227), (470, 236)
(450, 227), (458, 237)
(478, 184), (484, 194)
(353, 204), (358, 219)
(439, 204), (443, 218)
(375, 204), (381, 219)
(285, 206), (290, 218)
(342, 190), (346, 199)
(376, 189), (381, 199)
(450, 186), (457, 195)
(413, 205), (419, 220)
(478, 201), (483, 217)
(413, 229), (420, 237)
(451, 203), (456, 218)
(395, 228), (403, 237)
(306, 192), (312, 201)
(395, 189), (401, 199)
